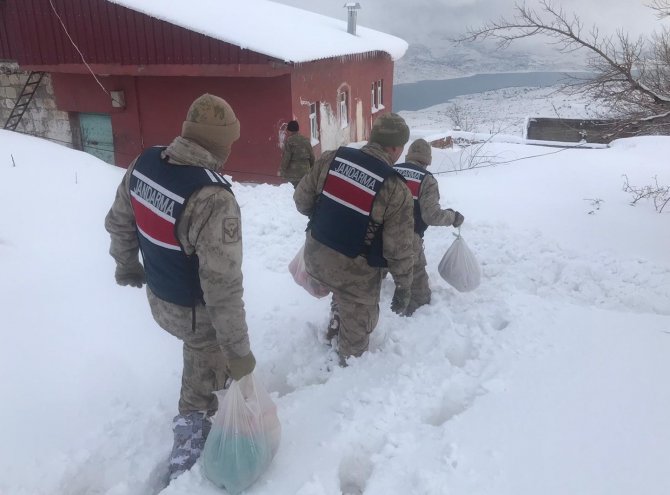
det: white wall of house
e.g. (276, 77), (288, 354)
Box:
(319, 101), (352, 151)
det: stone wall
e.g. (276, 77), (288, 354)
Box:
(0, 63), (73, 146)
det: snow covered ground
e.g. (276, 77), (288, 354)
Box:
(1, 98), (669, 494)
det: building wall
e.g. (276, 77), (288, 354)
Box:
(0, 62), (72, 144)
(51, 72), (292, 182)
(526, 118), (631, 144)
(290, 53), (395, 157)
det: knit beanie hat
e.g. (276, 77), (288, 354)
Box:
(181, 94), (240, 164)
(406, 138), (432, 165)
(287, 120), (299, 132)
(369, 112), (410, 148)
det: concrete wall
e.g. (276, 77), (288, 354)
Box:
(526, 117), (628, 144)
(0, 63), (72, 145)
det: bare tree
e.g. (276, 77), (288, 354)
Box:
(649, 0), (670, 18)
(444, 102), (476, 132)
(454, 0), (670, 137)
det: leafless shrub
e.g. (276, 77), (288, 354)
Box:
(444, 102), (476, 132)
(583, 198), (605, 215)
(622, 174), (670, 212)
(455, 134), (504, 170)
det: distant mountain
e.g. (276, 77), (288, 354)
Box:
(394, 41), (587, 84)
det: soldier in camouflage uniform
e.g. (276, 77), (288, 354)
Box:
(279, 120), (315, 187)
(104, 94), (256, 482)
(394, 138), (465, 315)
(294, 113), (415, 364)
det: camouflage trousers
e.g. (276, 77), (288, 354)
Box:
(331, 292), (380, 360)
(407, 237), (431, 315)
(147, 290), (229, 416)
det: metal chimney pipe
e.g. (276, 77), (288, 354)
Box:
(344, 2), (362, 35)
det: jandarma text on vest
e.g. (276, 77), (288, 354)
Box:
(132, 181), (176, 218)
(396, 167), (424, 181)
(332, 161), (378, 190)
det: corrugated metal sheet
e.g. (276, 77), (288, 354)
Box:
(7, 0), (277, 66)
(0, 1), (14, 60)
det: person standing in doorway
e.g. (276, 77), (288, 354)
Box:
(279, 120), (315, 187)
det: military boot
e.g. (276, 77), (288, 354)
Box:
(326, 302), (340, 341)
(167, 411), (212, 481)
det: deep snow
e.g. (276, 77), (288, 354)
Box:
(1, 100), (669, 494)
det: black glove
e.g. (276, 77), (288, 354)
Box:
(391, 286), (411, 316)
(227, 351), (256, 381)
(115, 262), (145, 288)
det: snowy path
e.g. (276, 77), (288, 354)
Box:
(1, 132), (669, 495)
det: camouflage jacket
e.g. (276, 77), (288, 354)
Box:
(104, 136), (250, 360)
(279, 132), (315, 181)
(293, 143), (414, 303)
(407, 159), (458, 228)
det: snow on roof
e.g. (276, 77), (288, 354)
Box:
(106, 0), (408, 63)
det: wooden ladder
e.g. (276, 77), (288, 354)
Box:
(3, 71), (46, 131)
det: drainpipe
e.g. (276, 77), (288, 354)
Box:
(344, 2), (361, 35)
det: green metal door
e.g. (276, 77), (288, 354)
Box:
(79, 113), (115, 164)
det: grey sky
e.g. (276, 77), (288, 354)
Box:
(274, 0), (661, 45)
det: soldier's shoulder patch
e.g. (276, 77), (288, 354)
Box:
(223, 217), (240, 243)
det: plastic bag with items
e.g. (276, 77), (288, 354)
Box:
(288, 243), (330, 298)
(202, 374), (281, 495)
(438, 231), (481, 292)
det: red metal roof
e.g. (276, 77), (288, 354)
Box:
(0, 1), (13, 60)
(5, 0), (279, 67)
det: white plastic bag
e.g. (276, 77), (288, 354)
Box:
(203, 374), (281, 495)
(438, 233), (481, 292)
(288, 244), (330, 298)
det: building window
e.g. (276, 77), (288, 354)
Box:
(371, 83), (376, 111)
(376, 79), (384, 109)
(371, 80), (384, 113)
(309, 102), (319, 144)
(338, 90), (349, 129)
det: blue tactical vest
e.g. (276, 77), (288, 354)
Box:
(394, 162), (430, 237)
(310, 146), (401, 267)
(129, 146), (232, 306)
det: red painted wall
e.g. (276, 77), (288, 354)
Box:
(290, 53), (395, 156)
(134, 76), (292, 182)
(51, 73), (292, 182)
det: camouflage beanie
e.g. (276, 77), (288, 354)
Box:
(406, 138), (432, 165)
(369, 112), (410, 148)
(182, 94), (240, 164)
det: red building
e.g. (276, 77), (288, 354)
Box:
(1, 0), (407, 182)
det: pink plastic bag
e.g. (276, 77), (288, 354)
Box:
(288, 244), (330, 298)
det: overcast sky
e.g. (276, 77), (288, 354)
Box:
(274, 0), (662, 45)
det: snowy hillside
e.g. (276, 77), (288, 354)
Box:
(399, 84), (604, 137)
(1, 114), (669, 495)
(394, 43), (587, 84)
